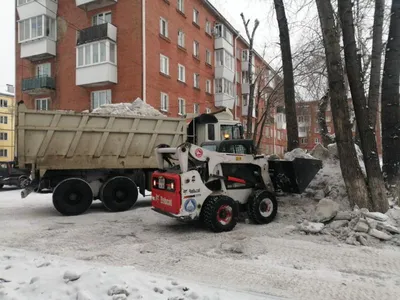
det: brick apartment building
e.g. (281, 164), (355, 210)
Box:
(296, 100), (383, 154)
(15, 0), (286, 154)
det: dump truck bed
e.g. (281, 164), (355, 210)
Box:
(16, 104), (187, 170)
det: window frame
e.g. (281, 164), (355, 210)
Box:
(160, 54), (170, 75)
(193, 73), (200, 88)
(160, 92), (169, 112)
(177, 0), (184, 13)
(35, 98), (50, 111)
(92, 11), (112, 26)
(77, 40), (116, 68)
(178, 30), (185, 48)
(178, 64), (186, 82)
(159, 17), (168, 38)
(178, 98), (186, 115)
(91, 90), (112, 110)
(0, 132), (8, 141)
(193, 8), (199, 24)
(18, 15), (57, 43)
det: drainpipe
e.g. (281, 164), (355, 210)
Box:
(233, 32), (240, 120)
(142, 0), (146, 103)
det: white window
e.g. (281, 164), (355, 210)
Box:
(315, 138), (320, 143)
(206, 49), (212, 65)
(160, 92), (169, 112)
(178, 98), (186, 115)
(0, 116), (8, 124)
(77, 41), (115, 67)
(36, 63), (51, 77)
(178, 30), (185, 47)
(236, 71), (240, 83)
(0, 132), (8, 141)
(35, 98), (50, 110)
(236, 47), (241, 59)
(214, 24), (233, 44)
(242, 50), (249, 61)
(0, 149), (8, 157)
(235, 95), (239, 106)
(17, 0), (34, 5)
(194, 73), (200, 88)
(160, 17), (168, 37)
(19, 15), (56, 42)
(215, 78), (233, 96)
(242, 71), (250, 84)
(193, 8), (199, 24)
(300, 138), (308, 144)
(193, 103), (199, 114)
(242, 95), (248, 106)
(206, 108), (211, 114)
(91, 90), (112, 109)
(160, 54), (169, 75)
(178, 64), (186, 82)
(206, 79), (211, 93)
(193, 41), (199, 57)
(215, 49), (234, 70)
(205, 20), (211, 35)
(0, 99), (8, 108)
(177, 0), (184, 13)
(92, 12), (112, 25)
(326, 115), (332, 122)
(215, 78), (223, 93)
(327, 126), (331, 133)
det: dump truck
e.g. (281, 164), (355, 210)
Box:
(15, 103), (244, 216)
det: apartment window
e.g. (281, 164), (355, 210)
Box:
(36, 63), (51, 77)
(178, 30), (185, 48)
(0, 149), (8, 158)
(215, 49), (233, 70)
(178, 98), (186, 115)
(300, 138), (308, 144)
(236, 71), (240, 83)
(205, 49), (212, 65)
(206, 108), (211, 114)
(35, 98), (49, 110)
(193, 8), (199, 24)
(19, 15), (56, 42)
(235, 95), (239, 106)
(215, 78), (223, 93)
(160, 54), (169, 75)
(91, 90), (111, 110)
(178, 64), (186, 82)
(236, 47), (241, 59)
(193, 41), (200, 58)
(326, 115), (332, 122)
(314, 127), (319, 133)
(205, 20), (212, 35)
(0, 116), (8, 124)
(299, 127), (306, 133)
(0, 133), (8, 141)
(160, 92), (169, 112)
(242, 71), (250, 84)
(177, 0), (184, 13)
(193, 103), (199, 114)
(315, 138), (320, 144)
(77, 41), (115, 67)
(160, 17), (168, 37)
(327, 126), (331, 133)
(0, 99), (7, 108)
(242, 50), (249, 61)
(214, 79), (233, 96)
(206, 79), (211, 93)
(214, 24), (233, 44)
(92, 12), (112, 25)
(242, 95), (248, 106)
(194, 73), (200, 88)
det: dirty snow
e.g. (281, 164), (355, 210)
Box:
(90, 98), (165, 117)
(1, 186), (400, 300)
(283, 148), (315, 160)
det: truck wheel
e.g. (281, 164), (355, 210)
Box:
(201, 196), (238, 232)
(52, 178), (93, 216)
(100, 176), (138, 212)
(247, 190), (278, 224)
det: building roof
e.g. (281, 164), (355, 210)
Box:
(0, 91), (14, 98)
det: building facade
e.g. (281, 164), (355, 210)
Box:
(0, 88), (16, 162)
(15, 0), (285, 154)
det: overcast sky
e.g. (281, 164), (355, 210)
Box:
(0, 0), (312, 94)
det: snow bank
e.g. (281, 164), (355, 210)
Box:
(90, 98), (165, 117)
(284, 148), (315, 161)
(0, 247), (269, 300)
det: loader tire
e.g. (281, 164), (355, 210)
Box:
(247, 190), (278, 224)
(100, 176), (138, 212)
(53, 178), (93, 216)
(201, 196), (238, 233)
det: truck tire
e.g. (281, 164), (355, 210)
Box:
(247, 190), (278, 224)
(100, 176), (138, 212)
(201, 195), (238, 232)
(52, 178), (93, 216)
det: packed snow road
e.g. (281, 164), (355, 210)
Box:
(1, 188), (400, 300)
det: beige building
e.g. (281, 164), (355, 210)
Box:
(0, 86), (15, 162)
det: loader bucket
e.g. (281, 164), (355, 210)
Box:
(268, 158), (323, 194)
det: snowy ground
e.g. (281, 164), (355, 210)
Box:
(1, 187), (400, 300)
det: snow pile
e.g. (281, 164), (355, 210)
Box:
(284, 148), (315, 161)
(0, 247), (269, 300)
(91, 98), (165, 117)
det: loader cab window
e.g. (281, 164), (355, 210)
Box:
(207, 124), (215, 140)
(201, 144), (217, 152)
(220, 125), (242, 140)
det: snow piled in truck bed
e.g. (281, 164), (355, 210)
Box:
(90, 98), (165, 117)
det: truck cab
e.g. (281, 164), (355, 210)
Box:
(187, 108), (243, 145)
(0, 161), (31, 189)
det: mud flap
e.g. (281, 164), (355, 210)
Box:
(268, 158), (322, 194)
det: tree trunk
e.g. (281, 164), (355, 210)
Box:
(368, 0), (385, 130)
(246, 48), (256, 138)
(381, 0), (400, 201)
(318, 91), (333, 147)
(338, 0), (388, 212)
(273, 0), (299, 151)
(315, 0), (370, 209)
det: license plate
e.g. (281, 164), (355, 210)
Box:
(158, 177), (165, 189)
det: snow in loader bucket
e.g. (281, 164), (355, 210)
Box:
(268, 158), (323, 194)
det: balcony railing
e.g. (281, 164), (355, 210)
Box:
(22, 76), (56, 93)
(77, 23), (117, 46)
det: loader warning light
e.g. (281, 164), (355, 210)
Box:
(224, 133), (230, 139)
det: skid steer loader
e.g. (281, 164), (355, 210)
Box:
(151, 140), (322, 232)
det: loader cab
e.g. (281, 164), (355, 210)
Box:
(200, 139), (256, 155)
(187, 108), (243, 146)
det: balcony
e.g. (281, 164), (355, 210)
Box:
(241, 53), (255, 72)
(20, 38), (56, 61)
(242, 82), (250, 94)
(22, 76), (56, 95)
(215, 66), (234, 82)
(76, 0), (117, 11)
(275, 113), (286, 130)
(17, 0), (57, 20)
(215, 94), (234, 110)
(242, 104), (256, 118)
(77, 23), (117, 46)
(214, 24), (234, 55)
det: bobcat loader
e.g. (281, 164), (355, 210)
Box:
(151, 140), (322, 232)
